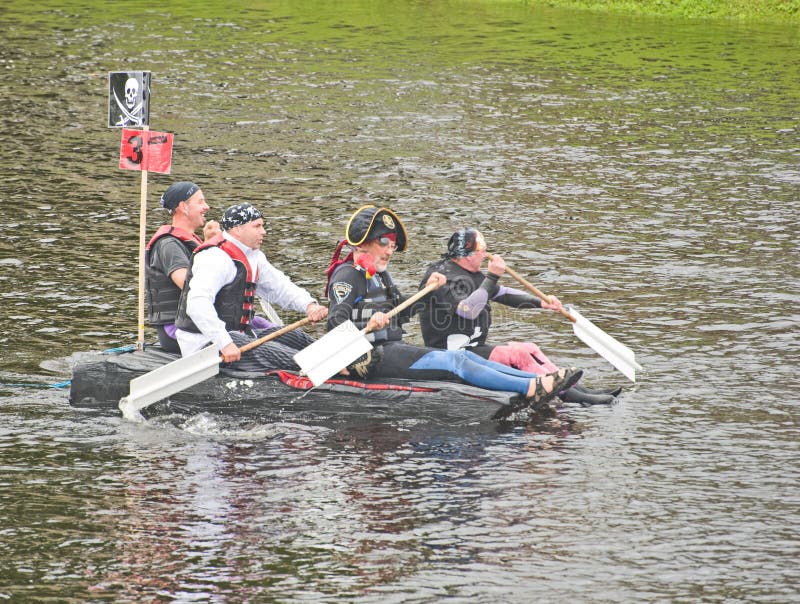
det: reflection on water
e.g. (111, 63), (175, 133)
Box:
(0, 0), (798, 601)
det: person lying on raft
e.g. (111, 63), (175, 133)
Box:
(418, 228), (622, 406)
(324, 205), (582, 407)
(174, 202), (327, 372)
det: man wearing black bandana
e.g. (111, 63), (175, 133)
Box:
(145, 181), (220, 352)
(174, 202), (327, 373)
(324, 206), (583, 407)
(418, 228), (621, 405)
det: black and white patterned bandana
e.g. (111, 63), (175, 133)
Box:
(221, 203), (263, 230)
(445, 228), (485, 258)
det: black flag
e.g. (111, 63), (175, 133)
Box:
(108, 71), (151, 128)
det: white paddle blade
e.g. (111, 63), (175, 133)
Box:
(568, 307), (643, 383)
(259, 298), (284, 326)
(293, 320), (372, 387)
(119, 345), (221, 419)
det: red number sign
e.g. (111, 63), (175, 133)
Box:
(119, 129), (174, 174)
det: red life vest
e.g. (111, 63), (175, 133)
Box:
(174, 234), (258, 334)
(145, 225), (203, 325)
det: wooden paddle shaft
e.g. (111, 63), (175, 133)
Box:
(362, 282), (440, 334)
(488, 254), (576, 323)
(239, 316), (312, 353)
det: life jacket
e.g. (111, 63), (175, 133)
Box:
(328, 259), (403, 344)
(324, 239), (352, 298)
(145, 225), (202, 325)
(174, 234), (258, 334)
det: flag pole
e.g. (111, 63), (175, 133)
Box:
(136, 125), (149, 350)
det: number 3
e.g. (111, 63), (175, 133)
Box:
(127, 134), (143, 165)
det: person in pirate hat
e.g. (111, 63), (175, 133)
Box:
(417, 228), (622, 406)
(145, 182), (220, 352)
(324, 206), (583, 409)
(346, 205), (408, 254)
(174, 202), (327, 372)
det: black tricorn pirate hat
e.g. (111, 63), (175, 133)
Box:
(345, 205), (408, 252)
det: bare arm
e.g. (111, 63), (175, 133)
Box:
(170, 267), (188, 289)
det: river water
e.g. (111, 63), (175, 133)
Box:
(1, 1), (798, 601)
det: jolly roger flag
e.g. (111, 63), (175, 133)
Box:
(108, 71), (151, 128)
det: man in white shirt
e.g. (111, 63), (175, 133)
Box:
(175, 202), (327, 373)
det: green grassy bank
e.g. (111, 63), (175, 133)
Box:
(522, 0), (800, 22)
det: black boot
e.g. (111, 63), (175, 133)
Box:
(572, 384), (622, 398)
(558, 386), (616, 407)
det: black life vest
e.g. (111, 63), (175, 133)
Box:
(174, 234), (258, 334)
(145, 225), (202, 325)
(328, 260), (403, 343)
(324, 239), (352, 298)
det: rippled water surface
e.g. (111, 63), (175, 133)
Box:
(1, 1), (798, 601)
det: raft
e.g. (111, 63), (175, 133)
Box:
(68, 346), (529, 424)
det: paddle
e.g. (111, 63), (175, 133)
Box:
(492, 255), (642, 382)
(294, 282), (440, 387)
(119, 317), (312, 420)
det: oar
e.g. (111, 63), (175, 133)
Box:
(494, 256), (642, 382)
(294, 282), (440, 387)
(119, 317), (312, 420)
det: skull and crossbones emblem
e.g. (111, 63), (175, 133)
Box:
(113, 76), (145, 127)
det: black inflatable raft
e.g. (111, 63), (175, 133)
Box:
(68, 346), (530, 424)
